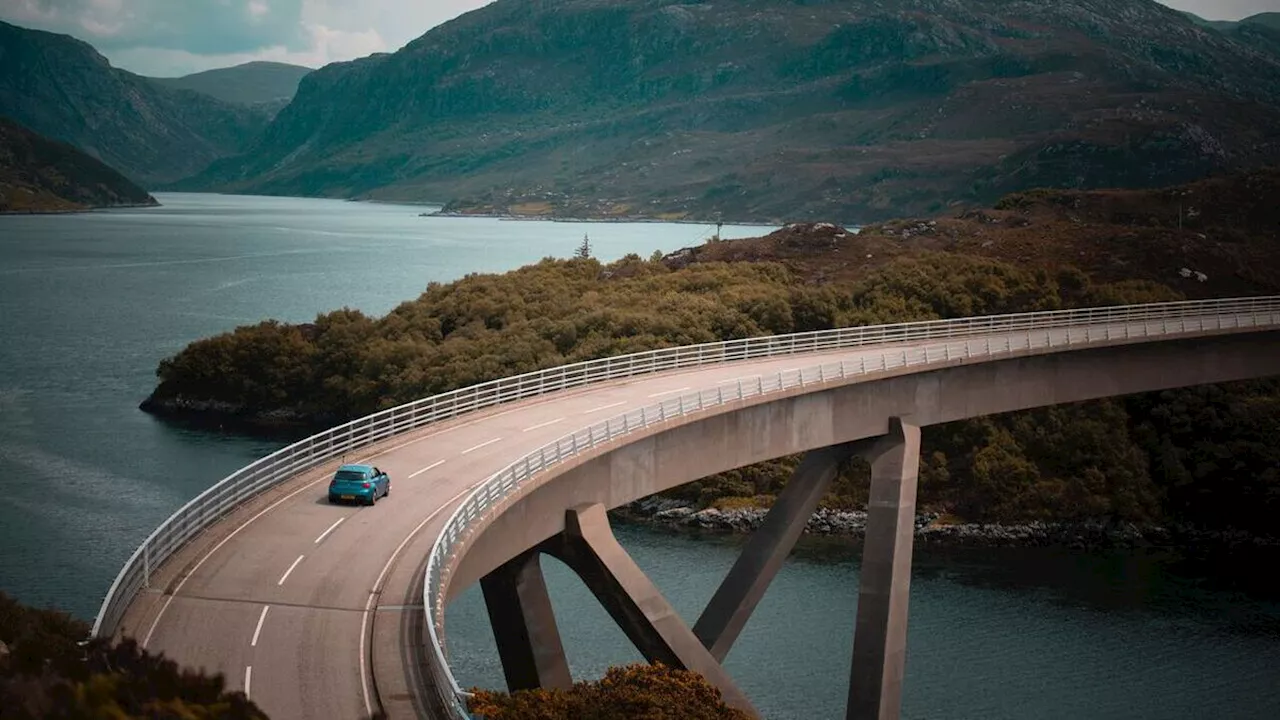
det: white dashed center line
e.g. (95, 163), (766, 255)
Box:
(314, 517), (345, 544)
(583, 401), (625, 414)
(251, 606), (269, 647)
(409, 459), (445, 478)
(277, 555), (304, 586)
(522, 417), (563, 432)
(244, 666), (253, 698)
(648, 386), (691, 397)
(461, 437), (502, 455)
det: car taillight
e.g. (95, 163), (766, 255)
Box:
(362, 482), (371, 488)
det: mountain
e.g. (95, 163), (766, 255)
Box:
(149, 61), (312, 115)
(0, 116), (156, 212)
(0, 21), (269, 187)
(181, 0), (1280, 224)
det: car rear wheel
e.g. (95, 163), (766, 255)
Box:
(366, 491), (376, 506)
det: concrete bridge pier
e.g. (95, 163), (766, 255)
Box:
(479, 550), (573, 692)
(848, 417), (921, 720)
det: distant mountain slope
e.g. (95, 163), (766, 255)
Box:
(182, 0), (1280, 224)
(0, 116), (157, 212)
(149, 61), (312, 113)
(1180, 12), (1239, 31)
(0, 21), (269, 187)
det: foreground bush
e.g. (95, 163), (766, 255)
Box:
(0, 592), (266, 720)
(467, 663), (750, 720)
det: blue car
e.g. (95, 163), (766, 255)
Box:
(328, 464), (391, 505)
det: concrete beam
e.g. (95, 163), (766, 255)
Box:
(694, 444), (856, 662)
(848, 417), (921, 720)
(480, 550), (573, 692)
(542, 504), (757, 716)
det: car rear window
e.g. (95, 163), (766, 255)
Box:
(335, 470), (366, 481)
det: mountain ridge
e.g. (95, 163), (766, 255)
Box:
(0, 115), (157, 212)
(178, 0), (1280, 223)
(148, 61), (312, 115)
(0, 20), (269, 187)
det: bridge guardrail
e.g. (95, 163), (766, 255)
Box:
(420, 299), (1280, 717)
(91, 297), (1280, 711)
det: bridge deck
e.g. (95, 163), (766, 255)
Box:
(116, 315), (1276, 720)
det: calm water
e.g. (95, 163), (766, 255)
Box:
(2, 193), (1278, 719)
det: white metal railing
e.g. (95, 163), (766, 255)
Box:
(418, 298), (1280, 717)
(89, 297), (1280, 713)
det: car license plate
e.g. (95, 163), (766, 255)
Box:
(341, 494), (355, 500)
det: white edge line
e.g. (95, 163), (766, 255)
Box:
(244, 665), (252, 699)
(583, 401), (625, 414)
(522, 417), (564, 432)
(460, 437), (501, 455)
(277, 555), (305, 586)
(250, 605), (269, 647)
(359, 483), (476, 718)
(314, 517), (346, 544)
(141, 473), (332, 648)
(408, 459), (445, 479)
(647, 386), (691, 398)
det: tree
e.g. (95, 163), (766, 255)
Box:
(576, 233), (592, 259)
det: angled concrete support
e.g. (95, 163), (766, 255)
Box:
(694, 444), (856, 662)
(542, 504), (757, 716)
(480, 549), (573, 692)
(848, 417), (922, 720)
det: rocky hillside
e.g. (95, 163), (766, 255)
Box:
(0, 116), (156, 212)
(149, 61), (312, 116)
(0, 21), (269, 187)
(181, 0), (1280, 223)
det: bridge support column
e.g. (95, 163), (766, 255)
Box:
(542, 503), (757, 716)
(694, 443), (856, 661)
(848, 417), (921, 720)
(480, 550), (573, 692)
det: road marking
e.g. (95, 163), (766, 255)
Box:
(719, 374), (760, 384)
(244, 666), (253, 698)
(314, 517), (345, 544)
(648, 386), (690, 397)
(277, 555), (304, 586)
(141, 472), (333, 648)
(583, 401), (625, 414)
(461, 437), (501, 455)
(409, 459), (446, 478)
(250, 606), (269, 647)
(522, 417), (563, 432)
(359, 482), (478, 718)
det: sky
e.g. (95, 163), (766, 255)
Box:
(1, 0), (1278, 77)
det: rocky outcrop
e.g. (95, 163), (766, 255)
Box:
(615, 497), (1280, 550)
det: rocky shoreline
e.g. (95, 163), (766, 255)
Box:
(614, 497), (1280, 550)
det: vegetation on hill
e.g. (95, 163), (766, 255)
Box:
(179, 0), (1280, 223)
(141, 170), (1280, 537)
(467, 664), (749, 720)
(0, 21), (268, 186)
(0, 116), (157, 212)
(149, 62), (312, 117)
(0, 592), (265, 719)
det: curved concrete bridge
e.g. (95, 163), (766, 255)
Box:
(95, 298), (1280, 720)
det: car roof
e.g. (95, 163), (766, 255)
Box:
(337, 464), (374, 473)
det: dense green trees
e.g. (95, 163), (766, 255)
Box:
(144, 249), (1279, 536)
(0, 592), (266, 719)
